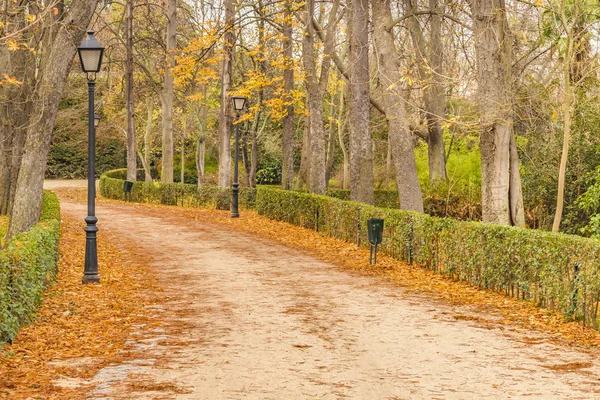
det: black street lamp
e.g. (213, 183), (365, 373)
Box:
(231, 96), (247, 218)
(78, 30), (104, 284)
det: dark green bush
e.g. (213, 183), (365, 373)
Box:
(0, 191), (61, 343)
(256, 187), (600, 329)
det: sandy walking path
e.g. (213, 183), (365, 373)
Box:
(48, 181), (600, 399)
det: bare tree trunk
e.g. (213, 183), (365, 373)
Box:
(336, 87), (349, 190)
(552, 35), (574, 232)
(125, 0), (137, 182)
(471, 0), (525, 226)
(0, 0), (35, 216)
(303, 0), (327, 194)
(180, 120), (186, 184)
(218, 0), (234, 188)
(385, 135), (392, 189)
(325, 93), (336, 184)
(281, 0), (295, 190)
(195, 93), (207, 188)
(296, 119), (311, 190)
(348, 0), (374, 204)
(144, 98), (153, 182)
(427, 0), (447, 181)
(161, 0), (176, 183)
(8, 0), (98, 238)
(250, 133), (258, 187)
(373, 0), (423, 211)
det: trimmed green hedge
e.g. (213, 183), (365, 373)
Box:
(0, 191), (61, 343)
(256, 187), (600, 329)
(99, 173), (256, 211)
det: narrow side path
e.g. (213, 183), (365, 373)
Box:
(56, 195), (600, 399)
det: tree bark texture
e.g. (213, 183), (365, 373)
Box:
(217, 0), (234, 188)
(302, 0), (326, 194)
(373, 0), (424, 212)
(0, 0), (36, 216)
(161, 0), (176, 183)
(281, 0), (295, 190)
(144, 97), (153, 183)
(471, 0), (525, 227)
(125, 0), (137, 181)
(7, 0), (99, 238)
(348, 0), (374, 204)
(405, 0), (446, 182)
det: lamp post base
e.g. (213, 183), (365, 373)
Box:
(82, 216), (99, 284)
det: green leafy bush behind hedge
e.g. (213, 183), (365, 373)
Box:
(0, 191), (61, 343)
(256, 187), (600, 329)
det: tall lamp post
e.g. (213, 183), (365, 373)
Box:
(231, 96), (247, 218)
(77, 30), (104, 284)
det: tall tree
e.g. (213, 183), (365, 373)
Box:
(281, 0), (295, 190)
(161, 0), (177, 183)
(373, 0), (423, 211)
(348, 0), (374, 204)
(7, 0), (99, 238)
(217, 0), (234, 188)
(470, 0), (525, 226)
(125, 0), (137, 182)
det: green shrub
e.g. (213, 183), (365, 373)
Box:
(256, 187), (600, 329)
(99, 171), (257, 211)
(0, 191), (61, 343)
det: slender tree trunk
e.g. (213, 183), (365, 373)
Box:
(7, 0), (98, 238)
(348, 0), (374, 204)
(385, 135), (392, 189)
(373, 0), (423, 211)
(161, 0), (176, 183)
(296, 119), (311, 190)
(325, 95), (336, 184)
(471, 0), (525, 226)
(125, 0), (137, 182)
(336, 87), (349, 190)
(281, 0), (295, 190)
(303, 0), (327, 194)
(218, 0), (234, 188)
(552, 35), (574, 232)
(250, 133), (258, 187)
(144, 98), (153, 182)
(196, 94), (207, 188)
(180, 120), (186, 184)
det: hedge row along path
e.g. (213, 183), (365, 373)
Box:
(35, 182), (600, 398)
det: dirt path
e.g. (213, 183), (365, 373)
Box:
(47, 181), (600, 399)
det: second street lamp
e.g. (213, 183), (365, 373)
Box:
(231, 96), (247, 218)
(78, 30), (104, 284)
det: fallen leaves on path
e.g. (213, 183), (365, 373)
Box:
(0, 208), (161, 399)
(89, 193), (600, 350)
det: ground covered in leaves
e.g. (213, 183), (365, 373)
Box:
(86, 191), (600, 350)
(3, 185), (600, 398)
(0, 205), (161, 399)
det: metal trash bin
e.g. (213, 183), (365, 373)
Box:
(123, 180), (134, 201)
(367, 218), (384, 264)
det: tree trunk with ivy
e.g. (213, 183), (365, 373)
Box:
(281, 0), (295, 190)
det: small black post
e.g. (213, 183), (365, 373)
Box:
(231, 112), (240, 218)
(83, 79), (99, 284)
